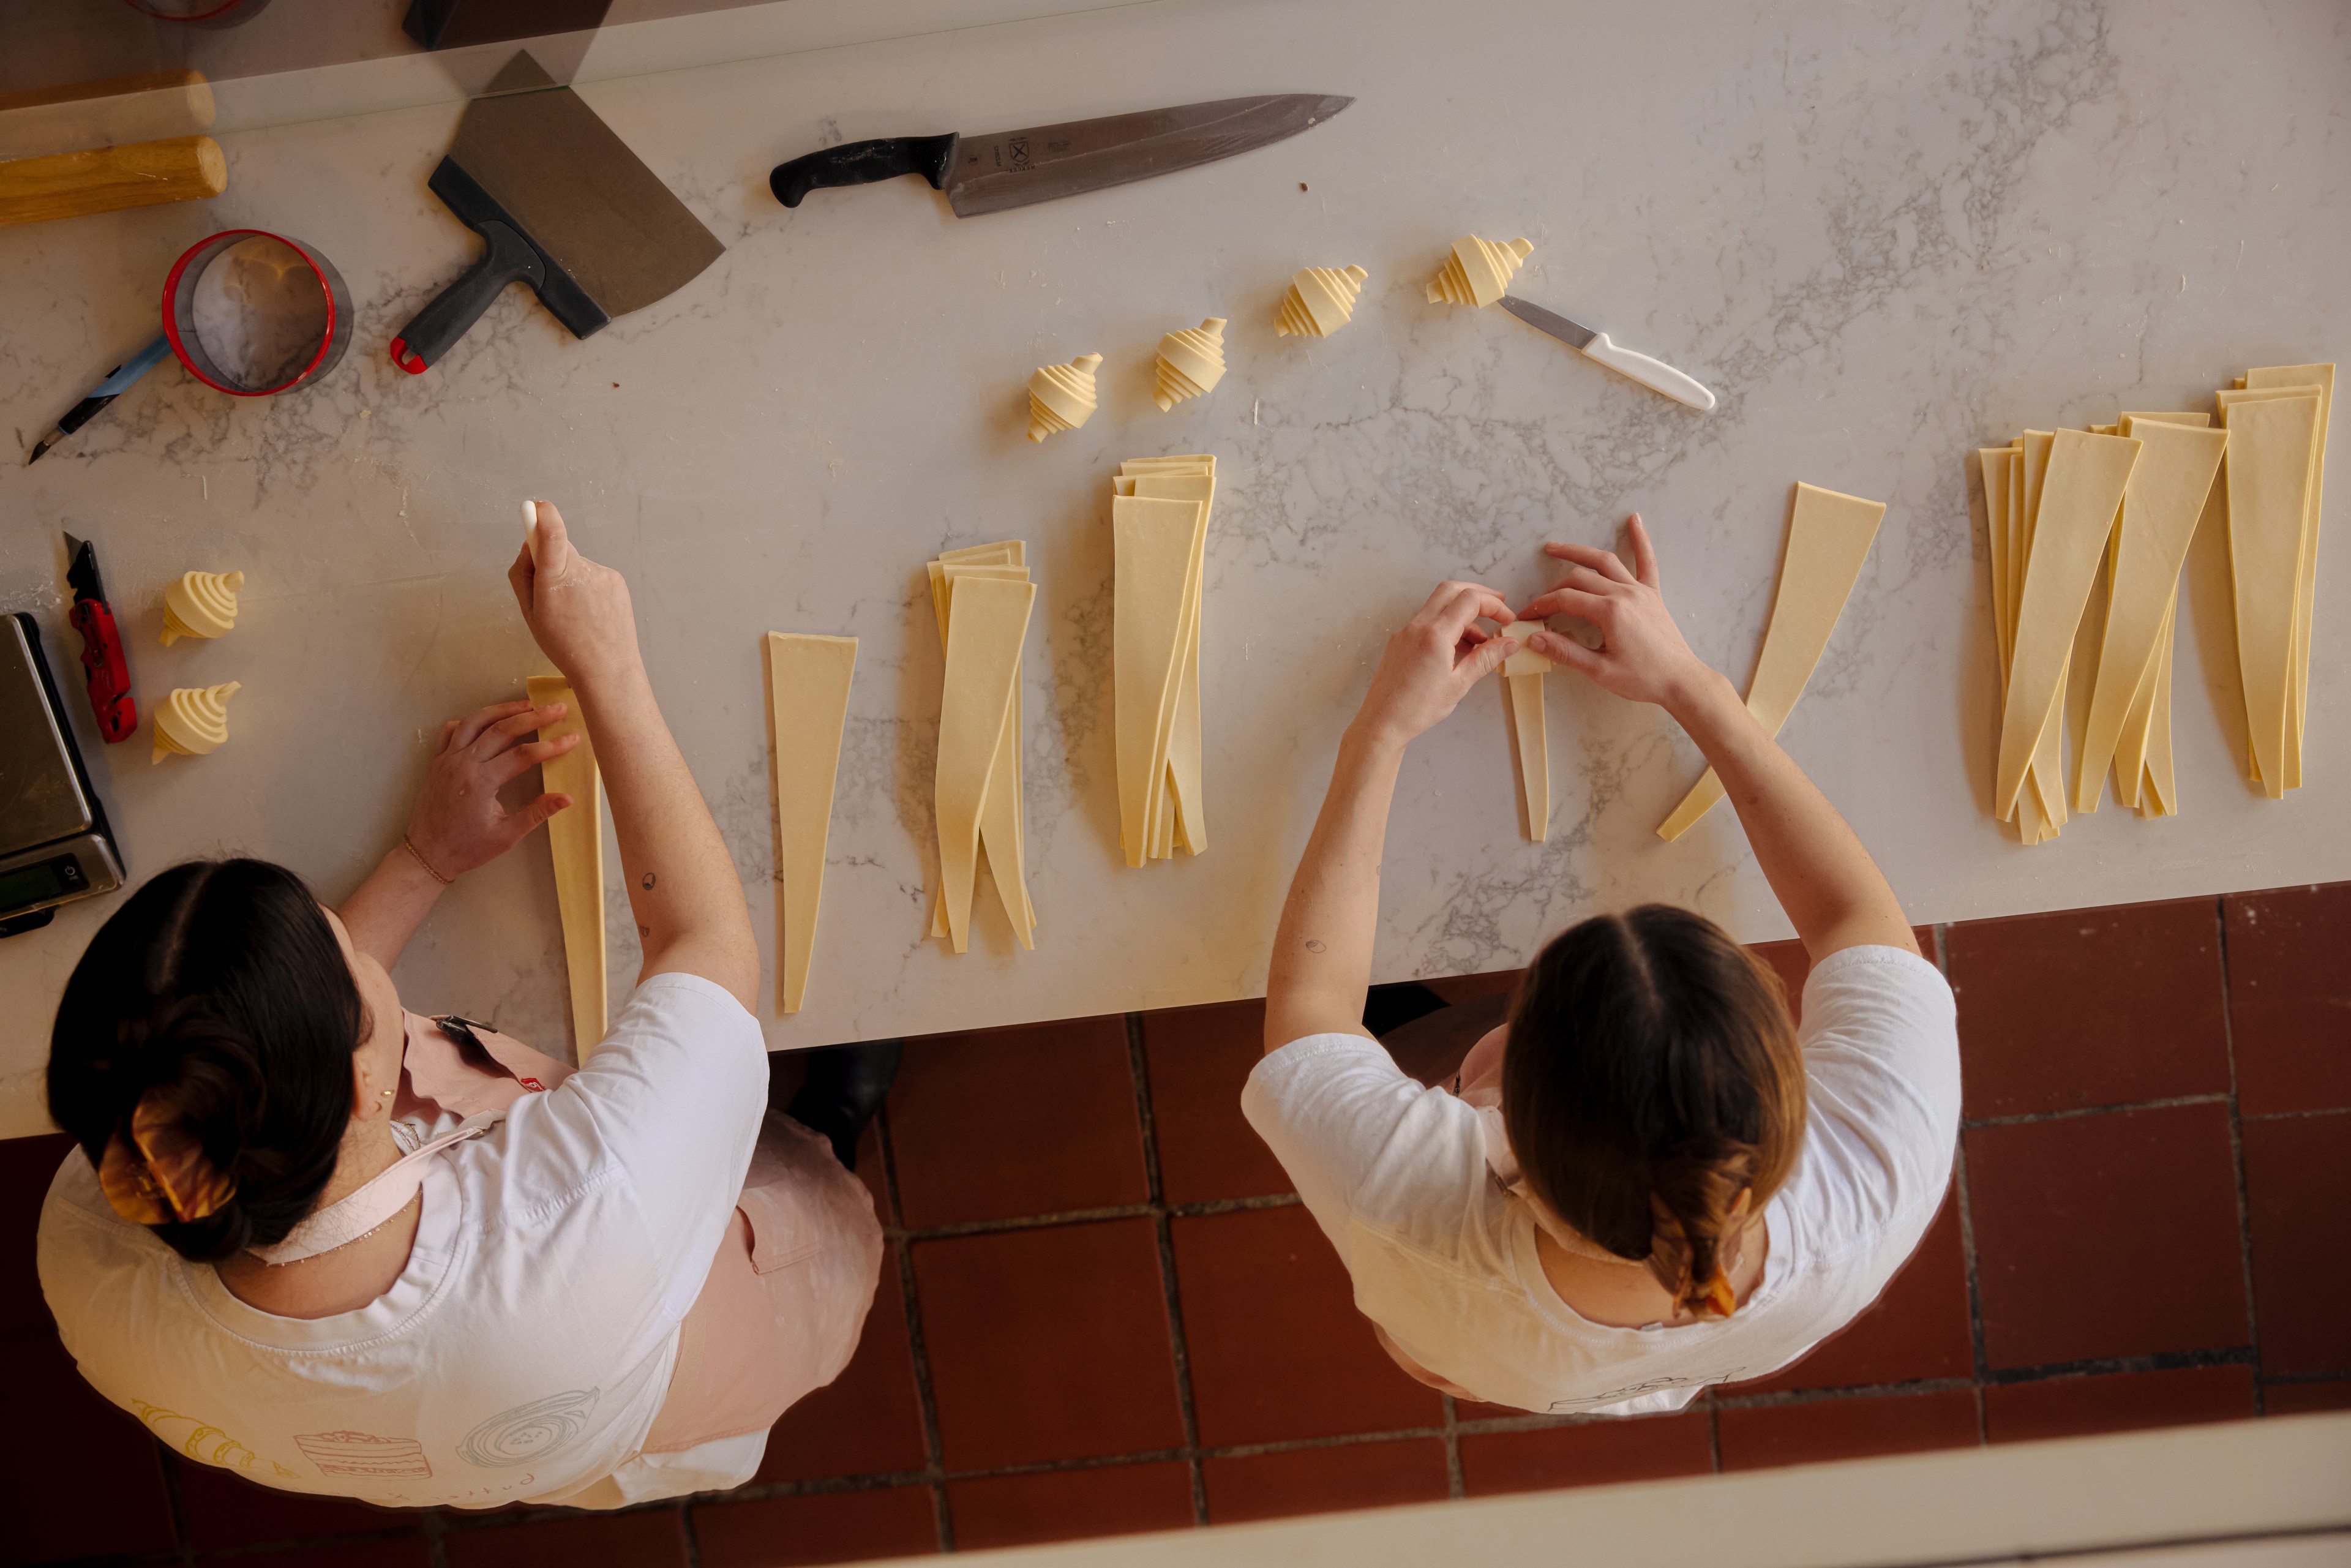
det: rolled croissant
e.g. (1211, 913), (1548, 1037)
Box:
(1426, 235), (1533, 308)
(152, 681), (241, 763)
(1027, 353), (1103, 443)
(160, 569), (245, 645)
(1275, 265), (1368, 338)
(1153, 318), (1227, 411)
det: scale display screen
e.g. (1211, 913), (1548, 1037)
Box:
(0, 859), (70, 910)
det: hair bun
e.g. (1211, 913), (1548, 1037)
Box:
(113, 997), (265, 1195)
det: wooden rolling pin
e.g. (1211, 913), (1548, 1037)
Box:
(0, 135), (226, 227)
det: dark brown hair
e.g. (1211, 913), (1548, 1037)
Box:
(1501, 905), (1805, 1318)
(47, 859), (366, 1263)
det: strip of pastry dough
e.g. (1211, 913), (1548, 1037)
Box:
(1979, 449), (2015, 672)
(926, 550), (1033, 943)
(2105, 413), (2214, 812)
(2072, 421), (2227, 811)
(527, 674), (606, 1061)
(2238, 366), (2333, 789)
(765, 634), (856, 1013)
(1499, 621), (1550, 841)
(1113, 495), (1201, 866)
(1994, 429), (2140, 822)
(1657, 483), (1886, 841)
(2216, 391), (2321, 798)
(934, 576), (1033, 952)
(1131, 469), (1215, 853)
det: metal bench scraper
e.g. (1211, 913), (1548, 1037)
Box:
(391, 54), (724, 373)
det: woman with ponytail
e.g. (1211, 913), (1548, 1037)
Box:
(1247, 516), (1958, 1414)
(39, 505), (896, 1510)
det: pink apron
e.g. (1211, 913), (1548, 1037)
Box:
(389, 1012), (883, 1454)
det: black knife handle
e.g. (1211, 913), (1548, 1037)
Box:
(770, 134), (958, 209)
(391, 219), (547, 373)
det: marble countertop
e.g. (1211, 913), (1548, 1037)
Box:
(2, 0), (2345, 1136)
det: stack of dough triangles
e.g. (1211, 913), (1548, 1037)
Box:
(926, 543), (1037, 952)
(1974, 359), (2328, 840)
(2221, 364), (2331, 799)
(1989, 429), (2142, 842)
(1111, 454), (1214, 865)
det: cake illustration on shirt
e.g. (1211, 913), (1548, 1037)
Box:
(296, 1429), (433, 1479)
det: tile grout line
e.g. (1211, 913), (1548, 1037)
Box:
(2211, 896), (2265, 1417)
(1439, 1394), (1464, 1501)
(1960, 1091), (2232, 1130)
(420, 1499), (452, 1568)
(1125, 1011), (1209, 1528)
(1952, 1135), (1993, 1436)
(157, 1446), (197, 1568)
(1944, 922), (1995, 1439)
(876, 1191), (1300, 1244)
(875, 1105), (958, 1551)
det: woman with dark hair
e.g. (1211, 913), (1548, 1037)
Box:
(1247, 516), (1958, 1413)
(38, 504), (894, 1509)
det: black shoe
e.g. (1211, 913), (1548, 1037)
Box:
(1362, 982), (1450, 1041)
(784, 1039), (903, 1171)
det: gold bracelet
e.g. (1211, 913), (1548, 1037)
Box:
(400, 835), (455, 886)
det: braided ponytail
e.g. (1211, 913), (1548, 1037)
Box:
(1502, 906), (1805, 1319)
(50, 860), (363, 1263)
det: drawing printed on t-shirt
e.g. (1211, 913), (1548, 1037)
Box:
(131, 1400), (301, 1479)
(459, 1387), (600, 1468)
(1549, 1370), (1742, 1413)
(295, 1430), (433, 1479)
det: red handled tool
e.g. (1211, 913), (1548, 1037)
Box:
(63, 533), (136, 744)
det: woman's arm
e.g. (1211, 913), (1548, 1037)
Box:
(509, 503), (760, 1010)
(1264, 582), (1518, 1054)
(1519, 516), (1916, 962)
(339, 699), (579, 970)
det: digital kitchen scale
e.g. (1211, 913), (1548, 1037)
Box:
(0, 612), (123, 937)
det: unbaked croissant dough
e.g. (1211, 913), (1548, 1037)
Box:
(1153, 318), (1227, 411)
(1426, 236), (1532, 308)
(151, 681), (240, 763)
(1276, 265), (1368, 338)
(160, 569), (245, 645)
(1027, 353), (1103, 443)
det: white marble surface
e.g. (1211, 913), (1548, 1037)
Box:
(2, 0), (2345, 1137)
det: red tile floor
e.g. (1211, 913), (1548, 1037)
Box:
(4, 882), (2345, 1566)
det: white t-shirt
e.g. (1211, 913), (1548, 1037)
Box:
(38, 972), (769, 1510)
(1242, 945), (1960, 1416)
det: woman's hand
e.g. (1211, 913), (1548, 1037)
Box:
(1516, 515), (1711, 710)
(509, 501), (643, 689)
(1351, 580), (1519, 750)
(405, 700), (576, 879)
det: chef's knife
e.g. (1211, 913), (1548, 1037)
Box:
(770, 93), (1352, 216)
(1499, 294), (1715, 411)
(391, 54), (727, 373)
(62, 533), (136, 745)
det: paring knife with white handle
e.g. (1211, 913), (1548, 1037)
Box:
(1499, 294), (1715, 411)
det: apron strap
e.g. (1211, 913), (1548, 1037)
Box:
(244, 1109), (503, 1266)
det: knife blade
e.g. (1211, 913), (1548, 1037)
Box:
(770, 93), (1352, 216)
(1499, 294), (1715, 411)
(63, 532), (137, 745)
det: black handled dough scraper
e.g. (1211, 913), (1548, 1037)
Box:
(391, 55), (724, 373)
